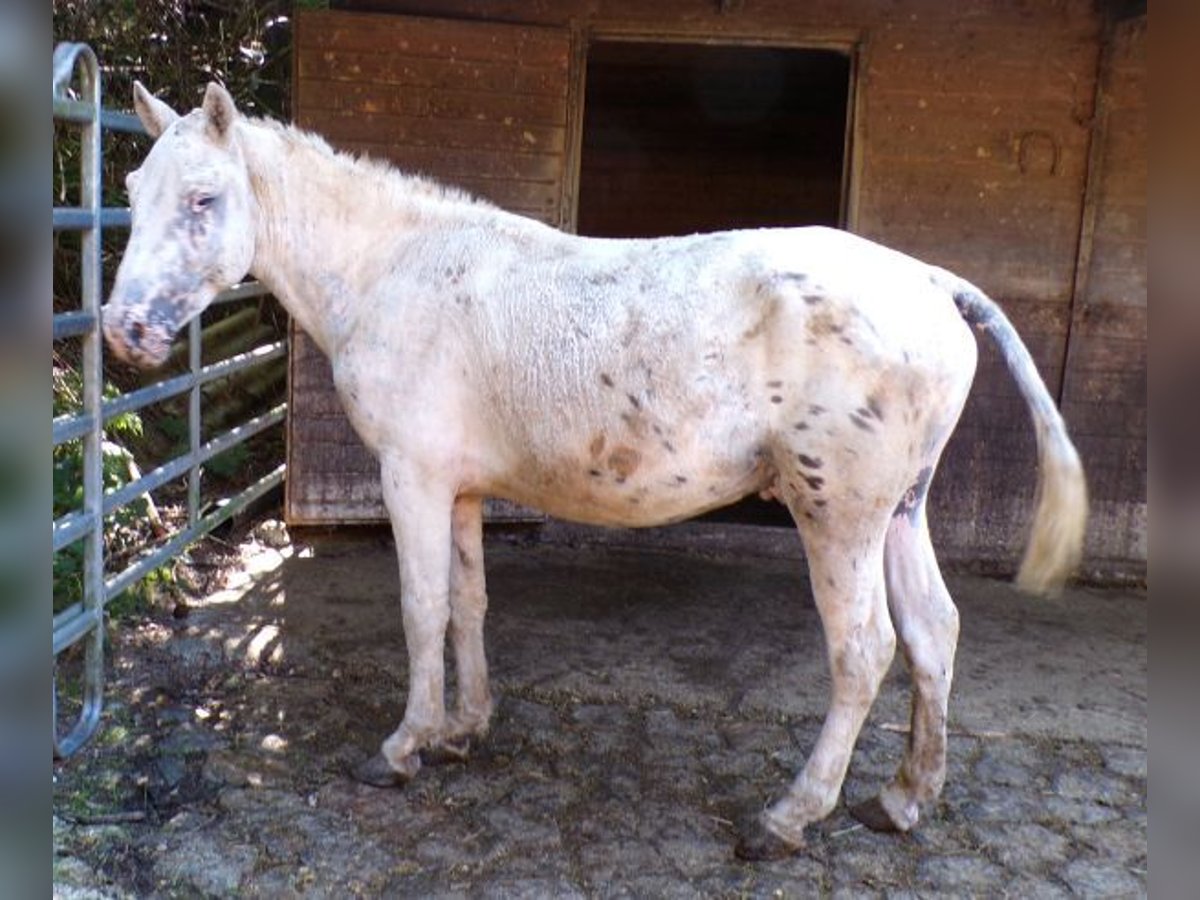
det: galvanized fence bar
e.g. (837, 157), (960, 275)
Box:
(100, 404), (287, 515)
(51, 338), (285, 451)
(52, 310), (98, 341)
(188, 320), (202, 526)
(103, 464), (286, 603)
(51, 41), (105, 760)
(52, 43), (287, 758)
(53, 207), (131, 230)
(52, 402), (286, 560)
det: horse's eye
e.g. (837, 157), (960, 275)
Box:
(191, 193), (215, 214)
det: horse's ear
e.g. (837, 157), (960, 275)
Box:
(202, 82), (238, 146)
(133, 81), (179, 139)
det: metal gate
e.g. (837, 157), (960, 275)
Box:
(52, 43), (286, 757)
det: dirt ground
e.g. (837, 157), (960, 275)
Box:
(53, 524), (1146, 897)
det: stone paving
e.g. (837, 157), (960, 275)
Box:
(54, 531), (1146, 897)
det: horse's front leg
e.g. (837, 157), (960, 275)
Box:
(354, 457), (454, 787)
(441, 496), (494, 756)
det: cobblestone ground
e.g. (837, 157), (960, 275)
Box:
(54, 533), (1146, 897)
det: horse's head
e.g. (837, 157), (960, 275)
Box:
(103, 82), (256, 368)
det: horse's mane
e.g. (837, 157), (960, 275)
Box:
(250, 116), (498, 216)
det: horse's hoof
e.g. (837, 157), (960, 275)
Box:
(734, 815), (804, 861)
(421, 736), (471, 766)
(849, 796), (901, 833)
(351, 752), (417, 788)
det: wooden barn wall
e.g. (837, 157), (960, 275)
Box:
(293, 0), (1145, 575)
(1059, 17), (1147, 570)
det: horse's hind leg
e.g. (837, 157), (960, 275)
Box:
(737, 509), (897, 859)
(850, 503), (959, 832)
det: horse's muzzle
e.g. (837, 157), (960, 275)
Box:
(102, 307), (173, 369)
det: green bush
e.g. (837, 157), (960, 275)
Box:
(52, 369), (163, 615)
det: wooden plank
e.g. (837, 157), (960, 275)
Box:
(1071, 432), (1145, 468)
(1067, 302), (1145, 339)
(1060, 333), (1145, 372)
(331, 141), (565, 182)
(1087, 234), (1145, 275)
(298, 79), (569, 126)
(851, 229), (1079, 304)
(300, 9), (568, 66)
(851, 245), (1073, 302)
(299, 108), (566, 154)
(1108, 15), (1146, 64)
(298, 50), (566, 97)
(448, 177), (561, 212)
(865, 22), (1098, 72)
(862, 66), (1091, 107)
(1057, 14), (1145, 519)
(1105, 64), (1145, 105)
(1089, 200), (1145, 242)
(864, 44), (1097, 106)
(1091, 166), (1147, 207)
(857, 216), (1083, 269)
(1080, 268), (1144, 308)
(863, 132), (1090, 186)
(858, 179), (1089, 234)
(1060, 401), (1146, 440)
(865, 106), (1089, 178)
(339, 0), (1099, 31)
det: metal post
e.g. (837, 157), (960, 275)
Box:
(188, 317), (202, 525)
(52, 42), (105, 758)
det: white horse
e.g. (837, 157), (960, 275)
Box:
(103, 83), (1086, 859)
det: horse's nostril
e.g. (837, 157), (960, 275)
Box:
(129, 321), (145, 343)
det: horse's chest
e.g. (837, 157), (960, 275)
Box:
(329, 347), (449, 453)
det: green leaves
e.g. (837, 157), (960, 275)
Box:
(52, 370), (159, 614)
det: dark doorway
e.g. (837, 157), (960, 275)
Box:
(577, 40), (853, 525)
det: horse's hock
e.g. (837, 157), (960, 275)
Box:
(54, 530), (1146, 894)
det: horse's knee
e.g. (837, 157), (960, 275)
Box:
(832, 611), (896, 702)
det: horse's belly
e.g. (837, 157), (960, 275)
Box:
(489, 430), (771, 528)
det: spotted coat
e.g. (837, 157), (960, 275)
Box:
(103, 83), (1087, 858)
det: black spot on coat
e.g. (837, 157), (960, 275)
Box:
(893, 466), (935, 522)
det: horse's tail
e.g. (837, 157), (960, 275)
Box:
(932, 268), (1088, 596)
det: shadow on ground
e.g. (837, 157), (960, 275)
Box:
(54, 529), (1146, 897)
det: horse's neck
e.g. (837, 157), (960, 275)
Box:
(240, 121), (421, 356)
